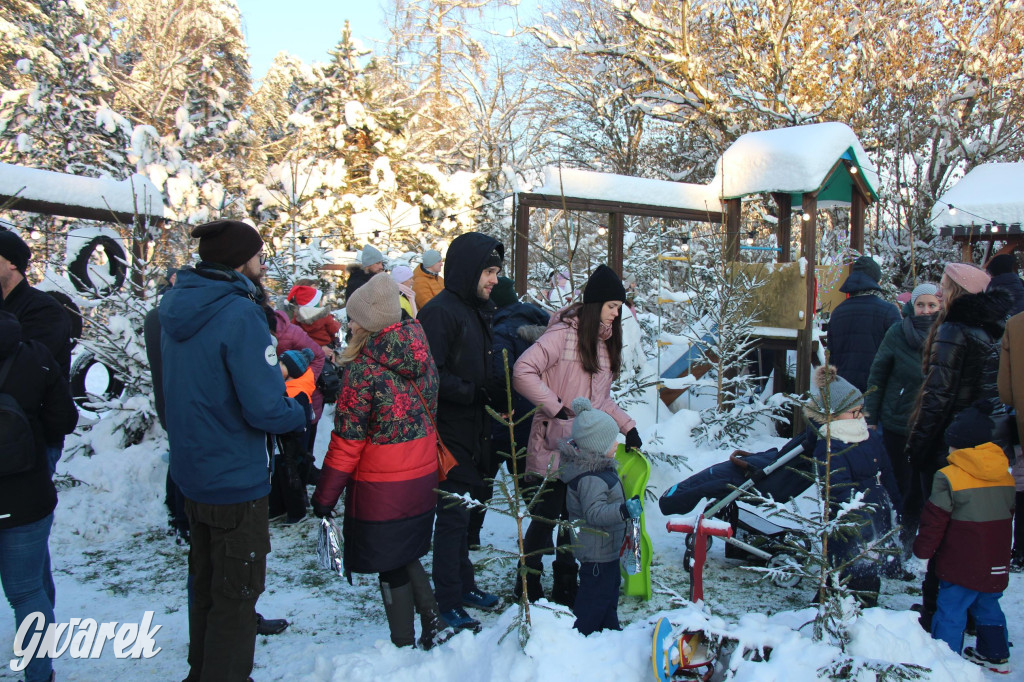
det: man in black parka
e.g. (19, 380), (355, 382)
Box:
(826, 255), (900, 392)
(418, 232), (505, 631)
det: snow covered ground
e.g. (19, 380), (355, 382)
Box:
(2, 397), (1021, 681)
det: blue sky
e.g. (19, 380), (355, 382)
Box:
(236, 0), (390, 81)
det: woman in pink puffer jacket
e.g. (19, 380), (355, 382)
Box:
(511, 265), (640, 606)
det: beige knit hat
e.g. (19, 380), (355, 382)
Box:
(347, 273), (401, 332)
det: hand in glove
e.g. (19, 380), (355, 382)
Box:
(625, 427), (642, 451)
(312, 500), (334, 519)
(624, 495), (643, 519)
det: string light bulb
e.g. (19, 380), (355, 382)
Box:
(948, 206), (957, 216)
(801, 212), (812, 222)
(849, 166), (858, 175)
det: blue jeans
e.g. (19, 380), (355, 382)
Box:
(932, 580), (1009, 658)
(0, 514), (55, 682)
(45, 445), (61, 476)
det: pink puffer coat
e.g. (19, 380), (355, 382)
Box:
(512, 313), (635, 477)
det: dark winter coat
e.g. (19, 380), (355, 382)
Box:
(0, 278), (72, 378)
(490, 302), (550, 460)
(344, 266), (372, 304)
(864, 313), (938, 436)
(143, 304), (167, 429)
(809, 427), (901, 575)
(914, 443), (1015, 592)
(311, 319), (439, 574)
(905, 288), (1012, 473)
(159, 264), (305, 505)
(562, 442), (627, 564)
(0, 313), (78, 531)
(417, 232), (503, 486)
(273, 310), (326, 421)
(986, 272), (1024, 318)
(826, 284), (901, 393)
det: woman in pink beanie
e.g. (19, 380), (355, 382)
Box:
(904, 260), (1014, 630)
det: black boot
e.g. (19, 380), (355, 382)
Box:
(511, 562), (545, 603)
(407, 561), (454, 650)
(550, 561), (578, 608)
(380, 580), (416, 647)
(255, 613), (289, 635)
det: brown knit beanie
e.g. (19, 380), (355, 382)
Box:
(191, 220), (264, 268)
(346, 273), (401, 332)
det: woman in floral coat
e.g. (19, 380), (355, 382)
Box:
(311, 273), (451, 649)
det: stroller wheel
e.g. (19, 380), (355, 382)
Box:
(767, 553), (802, 588)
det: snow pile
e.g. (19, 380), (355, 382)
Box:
(930, 162), (1024, 229)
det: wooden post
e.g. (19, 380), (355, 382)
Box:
(772, 193), (792, 263)
(794, 193), (818, 432)
(513, 197), (530, 296)
(850, 188), (866, 253)
(724, 198), (741, 262)
(608, 212), (625, 275)
(961, 238), (973, 263)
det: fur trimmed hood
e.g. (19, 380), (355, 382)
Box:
(558, 439), (618, 482)
(292, 303), (331, 324)
(944, 287), (1012, 337)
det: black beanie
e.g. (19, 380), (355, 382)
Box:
(191, 220), (263, 269)
(0, 229), (31, 274)
(583, 264), (626, 305)
(483, 248), (503, 271)
(850, 255), (882, 283)
(986, 253), (1017, 277)
(490, 276), (518, 308)
(945, 401), (995, 450)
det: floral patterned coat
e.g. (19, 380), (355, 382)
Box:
(311, 319), (439, 574)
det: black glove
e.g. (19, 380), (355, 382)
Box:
(554, 406), (573, 420)
(625, 427), (642, 451)
(312, 501), (334, 519)
(291, 392), (313, 436)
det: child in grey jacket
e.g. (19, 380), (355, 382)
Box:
(562, 397), (642, 635)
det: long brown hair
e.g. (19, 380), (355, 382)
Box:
(557, 302), (622, 376)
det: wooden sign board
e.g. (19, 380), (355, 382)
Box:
(729, 262), (850, 330)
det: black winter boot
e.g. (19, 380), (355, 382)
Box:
(550, 561), (578, 608)
(380, 580), (416, 647)
(511, 564), (545, 603)
(407, 561), (454, 650)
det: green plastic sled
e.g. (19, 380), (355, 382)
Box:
(616, 444), (653, 600)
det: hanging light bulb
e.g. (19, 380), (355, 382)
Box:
(849, 166), (858, 175)
(802, 212), (812, 222)
(948, 206), (958, 216)
(597, 226), (607, 236)
(29, 230), (40, 239)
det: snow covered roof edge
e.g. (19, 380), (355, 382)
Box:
(0, 162), (168, 220)
(531, 167), (723, 214)
(930, 162), (1024, 230)
(713, 122), (878, 201)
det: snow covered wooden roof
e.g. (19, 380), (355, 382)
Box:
(713, 122), (878, 203)
(525, 123), (876, 216)
(0, 162), (167, 223)
(531, 166), (723, 217)
(932, 162), (1024, 234)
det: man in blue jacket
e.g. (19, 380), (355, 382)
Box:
(826, 255), (900, 392)
(160, 219), (306, 682)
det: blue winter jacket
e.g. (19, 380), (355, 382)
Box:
(160, 265), (305, 505)
(826, 278), (900, 393)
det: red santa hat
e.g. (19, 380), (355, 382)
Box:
(287, 284), (323, 307)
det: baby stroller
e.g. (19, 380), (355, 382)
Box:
(659, 430), (818, 587)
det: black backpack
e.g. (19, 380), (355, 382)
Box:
(317, 358), (342, 404)
(0, 346), (36, 477)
